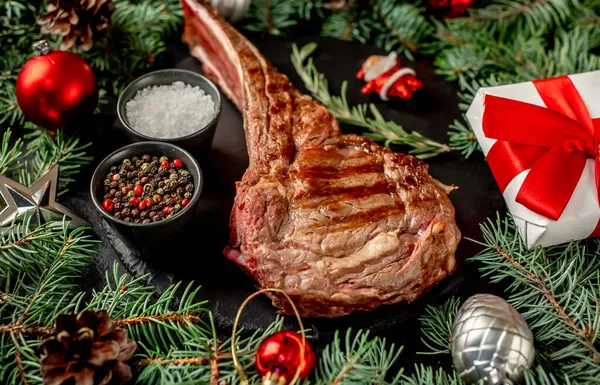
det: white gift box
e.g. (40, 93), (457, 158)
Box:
(466, 71), (600, 249)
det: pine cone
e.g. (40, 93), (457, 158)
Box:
(40, 310), (137, 385)
(38, 0), (114, 51)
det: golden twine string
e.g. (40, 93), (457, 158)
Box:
(231, 289), (307, 385)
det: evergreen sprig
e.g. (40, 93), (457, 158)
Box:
(291, 42), (452, 159)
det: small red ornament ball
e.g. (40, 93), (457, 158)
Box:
(16, 47), (97, 131)
(102, 199), (114, 212)
(256, 331), (316, 382)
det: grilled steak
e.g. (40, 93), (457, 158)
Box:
(182, 0), (461, 317)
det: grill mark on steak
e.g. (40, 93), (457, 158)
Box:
(294, 163), (383, 179)
(293, 181), (390, 202)
(304, 205), (406, 232)
(183, 0), (461, 317)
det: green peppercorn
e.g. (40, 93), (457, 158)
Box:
(114, 212), (121, 219)
(122, 159), (131, 165)
(174, 204), (182, 211)
(169, 173), (178, 180)
(178, 169), (190, 176)
(159, 156), (168, 163)
(141, 163), (151, 173)
(144, 184), (154, 193)
(106, 173), (113, 179)
(157, 188), (164, 195)
(104, 179), (111, 186)
(127, 191), (135, 197)
(184, 192), (192, 199)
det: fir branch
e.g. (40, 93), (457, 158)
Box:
(0, 128), (22, 174)
(314, 329), (403, 385)
(242, 0), (300, 36)
(418, 297), (460, 355)
(291, 42), (452, 159)
(19, 128), (93, 194)
(369, 0), (432, 60)
(471, 215), (600, 382)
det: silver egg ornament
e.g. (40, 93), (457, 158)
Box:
(210, 0), (251, 23)
(451, 294), (535, 385)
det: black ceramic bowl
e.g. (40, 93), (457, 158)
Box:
(90, 142), (203, 256)
(117, 69), (222, 155)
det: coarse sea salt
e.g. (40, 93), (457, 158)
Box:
(125, 81), (215, 139)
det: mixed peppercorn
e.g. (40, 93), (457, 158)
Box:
(101, 154), (194, 224)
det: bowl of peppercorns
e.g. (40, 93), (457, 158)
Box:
(90, 141), (202, 252)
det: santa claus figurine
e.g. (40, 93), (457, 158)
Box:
(356, 52), (423, 101)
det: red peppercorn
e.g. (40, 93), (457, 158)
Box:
(162, 206), (173, 215)
(144, 198), (153, 208)
(133, 185), (143, 196)
(181, 198), (190, 208)
(129, 197), (140, 206)
(102, 199), (114, 212)
(172, 159), (183, 169)
(161, 160), (170, 168)
(138, 200), (147, 210)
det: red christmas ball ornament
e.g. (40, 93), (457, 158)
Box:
(16, 40), (97, 132)
(255, 330), (316, 384)
(428, 0), (475, 18)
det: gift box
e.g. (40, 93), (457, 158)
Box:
(466, 71), (600, 248)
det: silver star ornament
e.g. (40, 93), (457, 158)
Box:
(0, 165), (89, 228)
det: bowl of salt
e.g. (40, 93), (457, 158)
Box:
(117, 69), (222, 154)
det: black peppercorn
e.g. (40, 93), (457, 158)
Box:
(125, 217), (132, 223)
(135, 159), (143, 167)
(134, 219), (141, 224)
(142, 155), (151, 162)
(186, 184), (194, 192)
(114, 202), (122, 211)
(110, 166), (118, 173)
(142, 219), (151, 224)
(150, 166), (158, 174)
(115, 191), (122, 199)
(176, 187), (184, 195)
(114, 212), (121, 219)
(121, 208), (131, 216)
(140, 211), (148, 219)
(137, 171), (146, 178)
(131, 208), (139, 218)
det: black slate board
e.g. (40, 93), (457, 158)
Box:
(62, 37), (506, 355)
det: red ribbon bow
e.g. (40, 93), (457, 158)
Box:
(483, 76), (600, 221)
